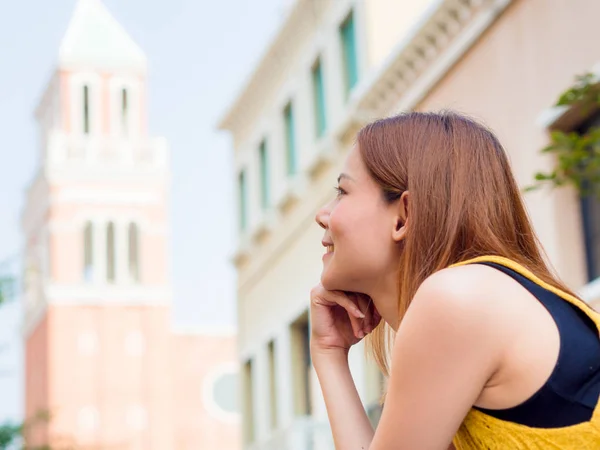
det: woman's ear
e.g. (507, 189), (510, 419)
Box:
(392, 191), (409, 242)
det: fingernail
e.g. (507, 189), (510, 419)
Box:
(358, 330), (365, 339)
(356, 309), (365, 318)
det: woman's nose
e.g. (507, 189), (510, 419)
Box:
(315, 204), (329, 230)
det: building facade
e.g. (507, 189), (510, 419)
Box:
(219, 0), (600, 449)
(22, 0), (240, 448)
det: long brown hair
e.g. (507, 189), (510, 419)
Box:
(358, 111), (578, 376)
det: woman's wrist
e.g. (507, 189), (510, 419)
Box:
(311, 344), (350, 370)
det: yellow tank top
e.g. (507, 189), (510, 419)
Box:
(449, 256), (600, 450)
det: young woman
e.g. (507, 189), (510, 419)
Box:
(311, 111), (600, 449)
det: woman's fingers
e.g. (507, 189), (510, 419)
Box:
(312, 285), (375, 340)
(356, 295), (372, 335)
(322, 290), (364, 339)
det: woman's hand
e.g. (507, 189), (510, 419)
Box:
(310, 283), (381, 355)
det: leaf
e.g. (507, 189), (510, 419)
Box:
(533, 74), (600, 198)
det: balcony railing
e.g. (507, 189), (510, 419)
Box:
(45, 131), (169, 170)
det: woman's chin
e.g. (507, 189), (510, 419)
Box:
(320, 270), (338, 291)
(321, 269), (350, 292)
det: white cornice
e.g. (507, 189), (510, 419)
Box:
(219, 0), (513, 144)
(337, 0), (513, 136)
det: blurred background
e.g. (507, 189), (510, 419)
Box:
(1, 0), (600, 448)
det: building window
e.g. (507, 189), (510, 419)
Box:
(340, 10), (359, 96)
(83, 85), (90, 134)
(291, 312), (312, 416)
(259, 140), (270, 210)
(312, 58), (327, 137)
(239, 170), (248, 232)
(268, 340), (278, 430)
(284, 102), (297, 176)
(211, 371), (239, 416)
(83, 222), (93, 282)
(577, 112), (600, 281)
(128, 222), (140, 282)
(106, 222), (115, 283)
(121, 88), (129, 136)
(243, 359), (255, 444)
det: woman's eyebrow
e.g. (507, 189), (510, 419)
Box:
(337, 173), (354, 183)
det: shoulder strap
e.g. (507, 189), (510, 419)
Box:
(449, 255), (600, 332)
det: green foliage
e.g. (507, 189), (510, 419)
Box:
(529, 72), (600, 198)
(0, 422), (22, 449)
(0, 410), (51, 449)
(555, 72), (599, 107)
(0, 277), (15, 306)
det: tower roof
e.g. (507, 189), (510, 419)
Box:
(58, 0), (147, 72)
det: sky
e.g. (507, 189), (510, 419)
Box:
(0, 0), (291, 422)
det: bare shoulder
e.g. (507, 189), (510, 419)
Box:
(399, 263), (522, 359)
(380, 264), (515, 448)
(409, 263), (516, 323)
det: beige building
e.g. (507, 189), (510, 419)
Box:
(219, 0), (600, 448)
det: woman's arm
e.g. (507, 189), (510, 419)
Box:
(313, 349), (460, 450)
(314, 267), (505, 449)
(312, 348), (374, 450)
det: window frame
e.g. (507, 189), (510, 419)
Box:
(259, 140), (270, 210)
(238, 170), (249, 232)
(83, 221), (94, 282)
(340, 10), (359, 97)
(283, 102), (298, 176)
(83, 84), (90, 134)
(106, 222), (116, 283)
(312, 57), (327, 138)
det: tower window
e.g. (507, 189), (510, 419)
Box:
(121, 88), (129, 135)
(83, 85), (90, 134)
(128, 222), (139, 282)
(106, 222), (115, 283)
(83, 222), (93, 281)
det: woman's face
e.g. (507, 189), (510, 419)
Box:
(316, 145), (404, 297)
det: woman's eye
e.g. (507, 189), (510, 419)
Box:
(334, 186), (346, 196)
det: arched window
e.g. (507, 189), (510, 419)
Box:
(83, 85), (90, 134)
(83, 222), (93, 281)
(128, 222), (139, 282)
(121, 88), (129, 136)
(106, 222), (115, 283)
